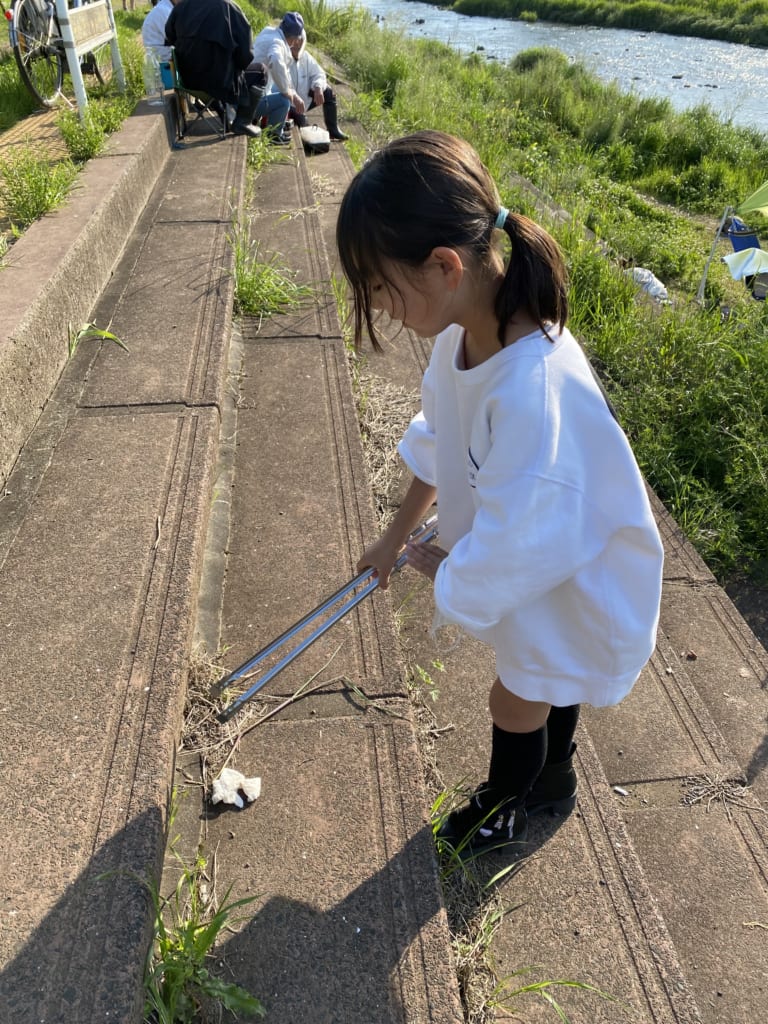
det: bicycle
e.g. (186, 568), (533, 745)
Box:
(2, 0), (107, 108)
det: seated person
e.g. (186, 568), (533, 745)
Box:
(164, 0), (260, 137)
(142, 0), (174, 62)
(249, 11), (306, 145)
(288, 29), (348, 141)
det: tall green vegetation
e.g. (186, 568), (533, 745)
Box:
(0, 148), (78, 229)
(0, 55), (39, 129)
(443, 0), (768, 48)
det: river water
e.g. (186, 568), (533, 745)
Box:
(332, 0), (767, 133)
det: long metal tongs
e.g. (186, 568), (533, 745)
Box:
(216, 516), (438, 722)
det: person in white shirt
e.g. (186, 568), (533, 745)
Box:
(248, 11), (306, 145)
(141, 0), (174, 62)
(287, 30), (348, 141)
(336, 131), (664, 855)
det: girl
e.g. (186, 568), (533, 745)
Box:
(336, 131), (664, 852)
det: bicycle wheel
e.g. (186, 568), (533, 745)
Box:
(79, 40), (112, 89)
(11, 0), (64, 106)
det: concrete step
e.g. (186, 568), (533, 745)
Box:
(176, 125), (465, 1022)
(0, 105), (247, 1022)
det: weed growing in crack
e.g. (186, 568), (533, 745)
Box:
(143, 830), (264, 1023)
(228, 210), (313, 318)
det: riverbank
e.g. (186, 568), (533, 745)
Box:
(432, 0), (768, 48)
(312, 3), (768, 582)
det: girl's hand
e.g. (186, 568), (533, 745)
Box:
(357, 536), (402, 591)
(405, 540), (448, 582)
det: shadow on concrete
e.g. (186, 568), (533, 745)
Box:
(214, 815), (571, 1024)
(438, 811), (570, 902)
(744, 717), (768, 781)
(726, 578), (768, 674)
(215, 824), (459, 1024)
(0, 808), (162, 1024)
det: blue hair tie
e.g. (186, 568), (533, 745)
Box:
(495, 207), (509, 229)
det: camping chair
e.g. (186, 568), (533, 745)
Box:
(723, 215), (768, 301)
(168, 48), (227, 141)
(696, 181), (768, 304)
(726, 215), (761, 252)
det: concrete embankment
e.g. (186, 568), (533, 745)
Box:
(1, 93), (767, 1024)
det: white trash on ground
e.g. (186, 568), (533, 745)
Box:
(211, 767), (262, 808)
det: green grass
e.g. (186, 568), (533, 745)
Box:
(315, 10), (768, 583)
(229, 208), (313, 317)
(143, 847), (265, 1023)
(68, 320), (129, 358)
(0, 147), (77, 229)
(0, 14), (145, 241)
(0, 54), (39, 130)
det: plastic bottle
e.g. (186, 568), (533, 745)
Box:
(143, 51), (164, 106)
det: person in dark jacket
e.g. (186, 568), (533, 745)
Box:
(165, 0), (261, 137)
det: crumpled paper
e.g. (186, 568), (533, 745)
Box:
(211, 767), (262, 809)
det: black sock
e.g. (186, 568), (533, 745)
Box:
(486, 723), (547, 806)
(545, 704), (580, 764)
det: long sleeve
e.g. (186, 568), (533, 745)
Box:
(397, 358), (438, 487)
(303, 51), (327, 92)
(267, 37), (294, 94)
(164, 5), (176, 44)
(415, 324), (662, 705)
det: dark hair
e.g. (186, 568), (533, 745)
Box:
(336, 130), (568, 350)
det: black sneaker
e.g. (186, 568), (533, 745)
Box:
(265, 127), (291, 146)
(437, 784), (528, 854)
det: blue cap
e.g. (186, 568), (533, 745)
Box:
(279, 12), (305, 39)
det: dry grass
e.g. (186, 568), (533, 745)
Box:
(682, 771), (765, 821)
(356, 370), (419, 527)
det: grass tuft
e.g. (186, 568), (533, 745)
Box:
(228, 210), (313, 318)
(143, 840), (265, 1023)
(0, 147), (77, 229)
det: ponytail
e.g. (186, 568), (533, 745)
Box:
(494, 212), (568, 345)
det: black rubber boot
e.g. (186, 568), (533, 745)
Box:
(231, 86), (263, 137)
(323, 96), (349, 141)
(525, 743), (578, 817)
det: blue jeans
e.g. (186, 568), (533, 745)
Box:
(254, 91), (290, 129)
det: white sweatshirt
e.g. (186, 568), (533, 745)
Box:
(289, 34), (327, 99)
(398, 324), (664, 707)
(142, 0), (174, 61)
(251, 24), (294, 96)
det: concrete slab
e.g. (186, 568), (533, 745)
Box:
(81, 134), (245, 409)
(385, 569), (702, 1022)
(659, 585), (768, 787)
(585, 631), (741, 785)
(0, 104), (170, 489)
(220, 331), (401, 698)
(0, 405), (218, 1022)
(244, 208), (339, 339)
(202, 716), (464, 1024)
(624, 803), (768, 1023)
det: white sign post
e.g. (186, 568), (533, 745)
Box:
(55, 0), (125, 117)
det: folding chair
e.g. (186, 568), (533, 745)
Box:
(722, 236), (768, 302)
(168, 48), (227, 141)
(726, 215), (761, 253)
